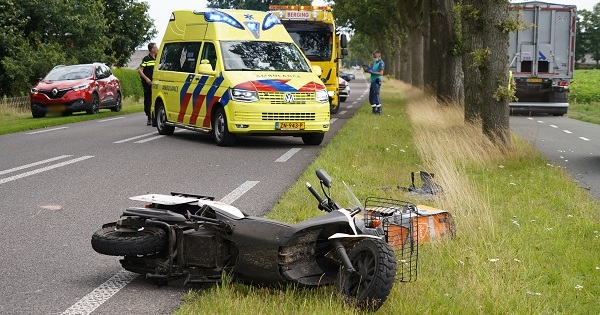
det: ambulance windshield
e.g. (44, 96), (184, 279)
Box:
(221, 41), (312, 72)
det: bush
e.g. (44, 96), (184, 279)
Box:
(112, 68), (143, 101)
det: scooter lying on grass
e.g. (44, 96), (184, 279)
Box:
(91, 169), (419, 311)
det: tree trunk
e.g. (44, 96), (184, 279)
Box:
(410, 28), (424, 88)
(479, 1), (511, 146)
(461, 0), (484, 122)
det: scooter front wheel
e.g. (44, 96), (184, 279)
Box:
(335, 238), (397, 311)
(91, 226), (167, 256)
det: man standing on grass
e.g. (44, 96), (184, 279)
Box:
(367, 50), (384, 114)
(138, 42), (158, 125)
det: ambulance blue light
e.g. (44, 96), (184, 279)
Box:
(262, 12), (281, 30)
(204, 10), (244, 29)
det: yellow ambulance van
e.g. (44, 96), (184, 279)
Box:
(150, 9), (331, 146)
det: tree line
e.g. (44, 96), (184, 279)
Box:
(0, 0), (156, 97)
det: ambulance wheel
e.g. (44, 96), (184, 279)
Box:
(302, 133), (324, 145)
(213, 107), (236, 146)
(156, 103), (174, 135)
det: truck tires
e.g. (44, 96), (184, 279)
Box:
(336, 238), (397, 311)
(91, 226), (167, 256)
(213, 107), (236, 146)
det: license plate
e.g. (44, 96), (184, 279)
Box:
(276, 122), (305, 130)
(48, 105), (66, 113)
(527, 78), (542, 83)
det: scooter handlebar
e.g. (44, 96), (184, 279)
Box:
(306, 182), (331, 212)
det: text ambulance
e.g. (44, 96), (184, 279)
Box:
(151, 9), (331, 146)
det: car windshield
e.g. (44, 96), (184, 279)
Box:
(45, 65), (93, 81)
(221, 41), (312, 72)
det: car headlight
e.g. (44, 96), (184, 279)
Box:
(73, 84), (90, 91)
(30, 88), (39, 94)
(316, 89), (329, 103)
(230, 88), (259, 102)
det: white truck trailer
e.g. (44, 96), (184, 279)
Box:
(508, 2), (576, 116)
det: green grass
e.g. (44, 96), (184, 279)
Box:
(0, 98), (143, 135)
(172, 78), (600, 314)
(568, 69), (600, 124)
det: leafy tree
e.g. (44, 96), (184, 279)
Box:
(577, 5), (600, 65)
(104, 0), (157, 67)
(0, 0), (156, 96)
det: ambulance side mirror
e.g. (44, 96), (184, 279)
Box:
(198, 59), (216, 76)
(312, 65), (322, 76)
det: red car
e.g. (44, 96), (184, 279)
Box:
(30, 63), (122, 118)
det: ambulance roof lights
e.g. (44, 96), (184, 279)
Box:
(262, 12), (281, 30)
(203, 9), (244, 30)
(268, 5), (331, 11)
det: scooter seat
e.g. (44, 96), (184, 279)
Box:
(123, 207), (187, 222)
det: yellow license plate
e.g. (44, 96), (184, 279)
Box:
(49, 105), (66, 113)
(527, 78), (542, 83)
(276, 122), (305, 130)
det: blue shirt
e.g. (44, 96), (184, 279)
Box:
(370, 59), (384, 83)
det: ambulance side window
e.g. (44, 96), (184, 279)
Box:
(201, 42), (217, 71)
(159, 42), (201, 73)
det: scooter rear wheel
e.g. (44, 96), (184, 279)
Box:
(91, 226), (167, 256)
(335, 238), (397, 311)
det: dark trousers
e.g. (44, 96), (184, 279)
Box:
(142, 81), (152, 118)
(369, 79), (381, 105)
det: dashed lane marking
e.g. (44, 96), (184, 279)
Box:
(113, 132), (157, 143)
(0, 156), (94, 185)
(98, 117), (125, 122)
(134, 135), (165, 143)
(26, 127), (68, 134)
(276, 148), (301, 162)
(0, 155), (71, 176)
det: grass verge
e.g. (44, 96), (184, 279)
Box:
(0, 98), (143, 135)
(175, 78), (600, 314)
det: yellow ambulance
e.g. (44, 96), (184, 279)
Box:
(150, 9), (331, 146)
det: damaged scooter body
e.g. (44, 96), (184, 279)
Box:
(116, 194), (374, 287)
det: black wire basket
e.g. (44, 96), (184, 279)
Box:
(363, 197), (419, 282)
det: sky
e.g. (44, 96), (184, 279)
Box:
(143, 0), (598, 45)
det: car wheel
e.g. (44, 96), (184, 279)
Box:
(31, 111), (45, 118)
(212, 106), (236, 146)
(91, 226), (167, 256)
(301, 133), (324, 145)
(335, 238), (397, 311)
(111, 92), (122, 112)
(86, 93), (100, 114)
(156, 102), (175, 135)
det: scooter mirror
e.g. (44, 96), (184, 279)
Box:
(315, 168), (332, 188)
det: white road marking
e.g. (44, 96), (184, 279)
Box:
(134, 135), (165, 143)
(276, 148), (301, 162)
(61, 269), (137, 315)
(537, 120), (544, 123)
(330, 118), (338, 124)
(0, 156), (94, 185)
(219, 180), (260, 204)
(98, 117), (125, 122)
(62, 181), (258, 314)
(0, 155), (71, 176)
(550, 125), (558, 128)
(579, 137), (590, 141)
(339, 110), (347, 115)
(114, 132), (157, 143)
(563, 130), (572, 134)
(26, 127), (68, 134)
